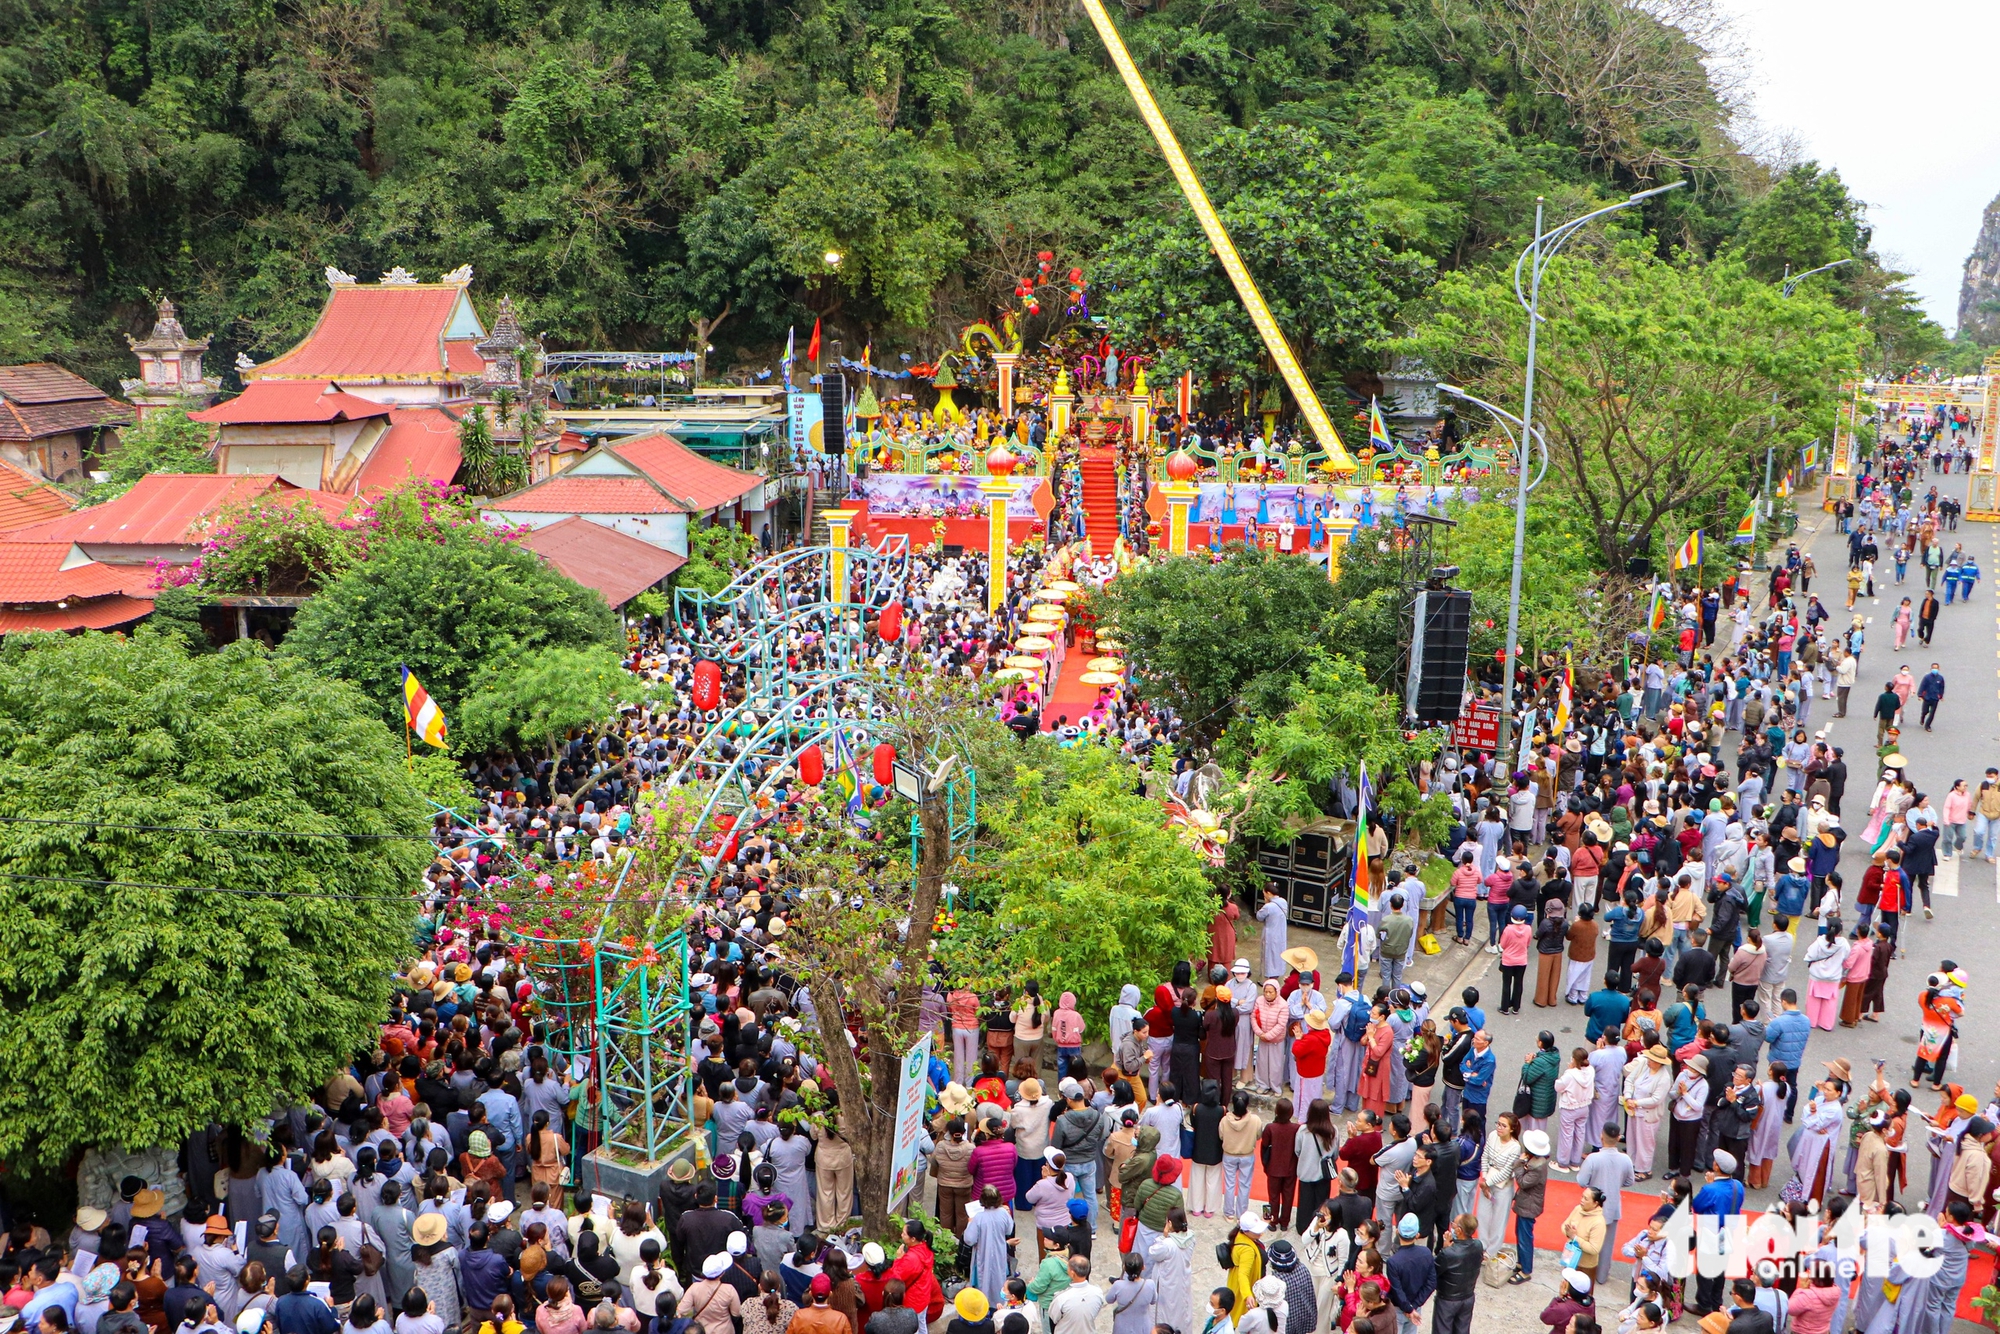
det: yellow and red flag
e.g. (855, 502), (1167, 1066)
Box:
(401, 665), (448, 749)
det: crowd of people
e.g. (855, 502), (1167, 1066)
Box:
(5, 429), (1997, 1334)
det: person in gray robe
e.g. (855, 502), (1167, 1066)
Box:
(1914, 1211), (1983, 1334)
(1384, 1004), (1417, 1108)
(1146, 1224), (1194, 1334)
(365, 1182), (416, 1306)
(1326, 988), (1365, 1114)
(1861, 1255), (1932, 1334)
(258, 1161), (311, 1264)
(964, 1192), (1014, 1306)
(1105, 1261), (1157, 1334)
(767, 1126), (815, 1235)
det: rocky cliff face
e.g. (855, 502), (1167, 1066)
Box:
(1958, 191), (2000, 342)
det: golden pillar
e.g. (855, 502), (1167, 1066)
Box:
(1050, 367), (1074, 441)
(980, 446), (1019, 614)
(1128, 368), (1152, 453)
(1161, 447), (1199, 554)
(824, 508), (858, 605)
(1969, 353), (2000, 520)
(1325, 514), (1356, 583)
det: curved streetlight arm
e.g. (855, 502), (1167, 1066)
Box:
(1514, 181), (1688, 315)
(1781, 257), (1854, 298)
(1437, 384), (1548, 495)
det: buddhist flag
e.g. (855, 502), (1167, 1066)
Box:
(807, 317), (822, 365)
(831, 728), (864, 816)
(783, 326), (795, 386)
(1671, 529), (1704, 571)
(1733, 493), (1758, 545)
(1341, 763), (1374, 978)
(1648, 586), (1669, 632)
(401, 666), (448, 748)
(1553, 646), (1574, 736)
(1780, 469), (1795, 497)
(1368, 397), (1392, 451)
(1802, 439), (1820, 470)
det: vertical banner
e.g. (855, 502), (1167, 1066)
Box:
(887, 1033), (934, 1215)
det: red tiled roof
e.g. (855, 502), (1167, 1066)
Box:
(609, 433), (762, 511)
(0, 364), (106, 404)
(190, 380), (393, 425)
(519, 516), (684, 607)
(2, 473), (298, 547)
(0, 460), (75, 532)
(354, 408), (463, 494)
(488, 476), (685, 515)
(249, 286), (487, 382)
(0, 595), (154, 634)
(0, 543), (146, 603)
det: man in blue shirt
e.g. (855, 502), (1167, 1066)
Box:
(478, 1074), (525, 1192)
(1689, 1153), (1746, 1315)
(1761, 989), (1811, 1122)
(270, 1271), (339, 1334)
(17, 1256), (79, 1333)
(1459, 1029), (1496, 1124)
(1583, 982), (1631, 1043)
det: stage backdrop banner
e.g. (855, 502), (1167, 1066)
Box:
(855, 473), (1041, 518)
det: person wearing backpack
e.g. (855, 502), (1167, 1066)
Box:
(1291, 1101), (1340, 1231)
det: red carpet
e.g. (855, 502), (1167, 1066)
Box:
(1079, 447), (1119, 550)
(1041, 647), (1101, 732)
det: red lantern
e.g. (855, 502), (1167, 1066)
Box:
(872, 742), (896, 786)
(692, 659), (721, 711)
(878, 600), (904, 641)
(798, 744), (824, 786)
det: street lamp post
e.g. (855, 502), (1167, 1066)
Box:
(1487, 182), (1685, 762)
(1753, 259), (1854, 568)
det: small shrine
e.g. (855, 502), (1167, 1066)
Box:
(122, 298), (219, 419)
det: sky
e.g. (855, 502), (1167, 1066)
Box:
(1717, 0), (2000, 330)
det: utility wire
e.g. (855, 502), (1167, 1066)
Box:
(0, 814), (436, 840)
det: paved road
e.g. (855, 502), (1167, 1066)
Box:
(1461, 461), (1998, 1211)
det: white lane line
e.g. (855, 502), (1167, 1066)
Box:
(1934, 855), (1960, 898)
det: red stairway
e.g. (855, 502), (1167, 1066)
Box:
(1078, 446), (1119, 550)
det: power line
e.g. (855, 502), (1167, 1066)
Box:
(0, 814), (436, 840)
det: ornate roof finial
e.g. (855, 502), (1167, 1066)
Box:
(325, 266), (357, 286)
(440, 264), (474, 285)
(380, 266), (418, 285)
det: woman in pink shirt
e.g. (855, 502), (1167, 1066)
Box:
(1498, 905), (1533, 1015)
(1484, 857), (1515, 954)
(1449, 852), (1484, 946)
(1787, 1271), (1840, 1334)
(1942, 778), (1973, 859)
(947, 988), (982, 1082)
(1838, 923), (1873, 1027)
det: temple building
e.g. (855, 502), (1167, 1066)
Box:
(0, 364), (134, 484)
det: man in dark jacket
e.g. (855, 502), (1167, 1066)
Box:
(1396, 1147), (1443, 1248)
(270, 1269), (339, 1334)
(674, 1184), (744, 1279)
(1824, 750), (1848, 816)
(1902, 816), (1941, 915)
(1384, 1214), (1436, 1331)
(1711, 1066), (1762, 1181)
(1916, 664), (1946, 730)
(1873, 683), (1902, 746)
(460, 1223), (513, 1326)
(1726, 1279), (1777, 1334)
(1430, 1215), (1483, 1334)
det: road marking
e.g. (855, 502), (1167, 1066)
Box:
(1934, 855), (1960, 898)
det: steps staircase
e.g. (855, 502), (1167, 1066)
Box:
(1078, 447), (1120, 550)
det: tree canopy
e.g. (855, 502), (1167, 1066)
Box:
(0, 631), (429, 1165)
(1406, 242), (1865, 568)
(1093, 546), (1336, 740)
(284, 524), (620, 730)
(0, 0), (1970, 393)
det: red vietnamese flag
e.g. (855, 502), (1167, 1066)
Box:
(807, 317), (822, 365)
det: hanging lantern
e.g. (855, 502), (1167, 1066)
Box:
(798, 744), (824, 787)
(692, 659), (721, 711)
(872, 742), (896, 786)
(878, 600), (904, 641)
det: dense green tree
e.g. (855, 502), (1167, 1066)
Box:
(943, 742), (1214, 1022)
(455, 645), (648, 758)
(1407, 243), (1864, 568)
(1094, 121), (1431, 392)
(1095, 545), (1335, 740)
(92, 409), (214, 501)
(284, 526), (619, 730)
(0, 630), (429, 1165)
